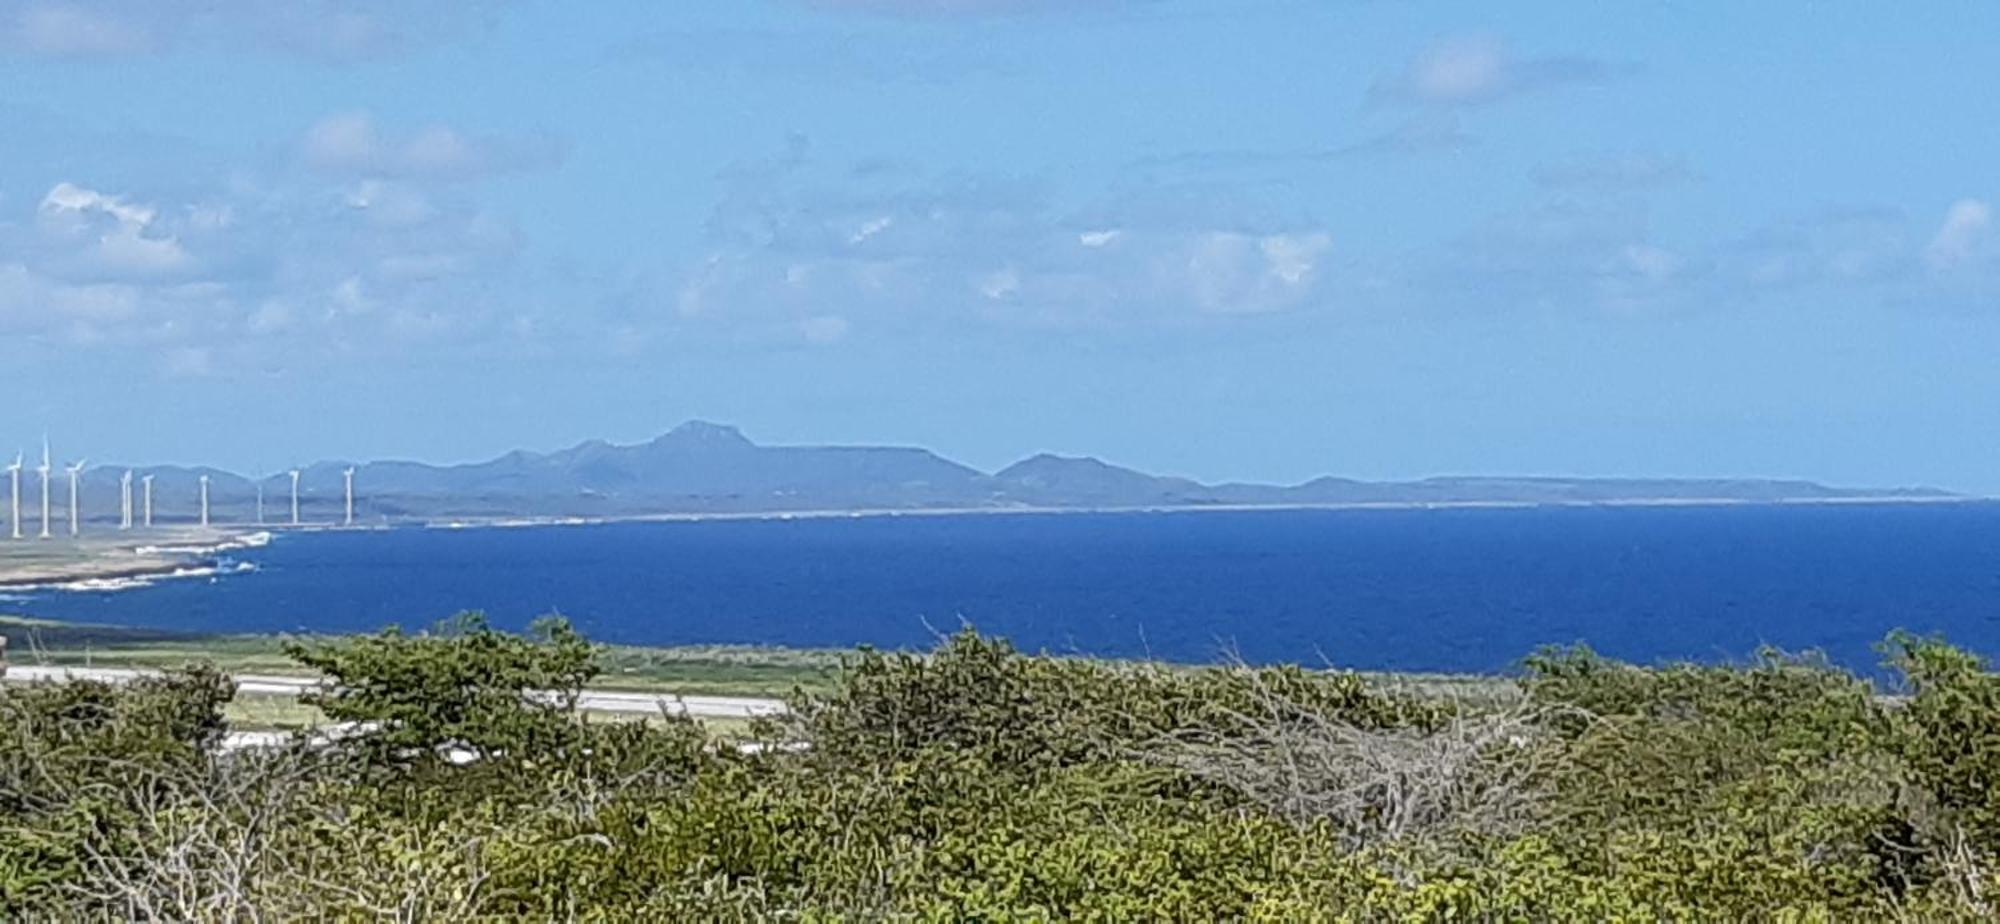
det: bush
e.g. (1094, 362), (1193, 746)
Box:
(7, 622), (2000, 919)
(792, 628), (1440, 774)
(0, 666), (232, 913)
(285, 612), (598, 766)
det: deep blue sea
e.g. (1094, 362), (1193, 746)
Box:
(12, 504), (2000, 674)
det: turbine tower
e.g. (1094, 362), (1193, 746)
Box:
(199, 475), (211, 528)
(65, 459), (86, 537)
(120, 471), (134, 530)
(6, 453), (21, 541)
(343, 467), (355, 527)
(37, 440), (51, 540)
(289, 469), (301, 526)
(141, 474), (154, 528)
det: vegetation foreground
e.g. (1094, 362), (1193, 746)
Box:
(4, 619), (2000, 920)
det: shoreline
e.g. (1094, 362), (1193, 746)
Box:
(422, 491), (1986, 532)
(0, 556), (209, 591)
(0, 529), (271, 591)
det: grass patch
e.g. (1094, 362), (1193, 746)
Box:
(4, 615), (844, 699)
(594, 643), (844, 697)
(5, 615), (1516, 704)
(0, 614), (209, 648)
(224, 692), (326, 731)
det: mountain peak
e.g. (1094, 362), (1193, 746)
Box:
(1000, 453), (1114, 474)
(986, 452), (1218, 506)
(655, 420), (754, 448)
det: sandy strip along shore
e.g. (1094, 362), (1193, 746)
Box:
(0, 528), (267, 590)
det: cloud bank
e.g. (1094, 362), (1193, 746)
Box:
(0, 112), (563, 374)
(302, 112), (564, 181)
(1373, 35), (1618, 107)
(660, 145), (1346, 342)
(0, 1), (510, 60)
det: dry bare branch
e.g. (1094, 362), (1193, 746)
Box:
(1133, 664), (1585, 849)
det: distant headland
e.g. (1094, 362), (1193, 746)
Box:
(58, 421), (1961, 528)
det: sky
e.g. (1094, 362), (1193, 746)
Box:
(2, 2), (1999, 491)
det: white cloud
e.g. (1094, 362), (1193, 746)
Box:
(1182, 231), (1331, 314)
(303, 112), (561, 181)
(161, 345), (214, 377)
(12, 4), (149, 56)
(1341, 113), (1476, 157)
(798, 314), (851, 343)
(978, 268), (1021, 300)
(92, 225), (188, 274)
(1401, 37), (1510, 104)
(303, 112), (385, 169)
(36, 181), (190, 277)
(1619, 244), (1683, 283)
(246, 301), (294, 334)
(1420, 197), (1698, 314)
(659, 154), (1345, 334)
(48, 279), (138, 322)
(343, 179), (440, 227)
(668, 146), (2000, 337)
(1, 1), (511, 60)
(0, 164), (533, 367)
(0, 263), (117, 332)
(1430, 194), (2000, 317)
(1262, 232), (1331, 287)
(1374, 35), (1616, 107)
(1926, 198), (1993, 271)
(1595, 243), (1688, 314)
(1534, 154), (1698, 191)
(1725, 209), (1911, 291)
(1182, 234), (1256, 311)
(40, 181), (153, 226)
(848, 215), (895, 245)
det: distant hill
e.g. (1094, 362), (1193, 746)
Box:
(342, 422), (988, 508)
(994, 454), (1208, 507)
(51, 421), (1957, 527)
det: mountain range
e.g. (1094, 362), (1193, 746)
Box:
(55, 421), (1956, 527)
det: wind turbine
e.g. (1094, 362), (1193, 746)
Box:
(65, 459), (86, 537)
(289, 469), (301, 526)
(120, 471), (134, 530)
(6, 453), (20, 541)
(199, 475), (211, 528)
(343, 467), (355, 527)
(37, 440), (51, 540)
(256, 481), (265, 525)
(141, 474), (154, 528)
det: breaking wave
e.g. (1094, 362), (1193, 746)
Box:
(46, 560), (258, 594)
(133, 531), (274, 558)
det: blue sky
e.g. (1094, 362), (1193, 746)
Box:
(2, 2), (1999, 491)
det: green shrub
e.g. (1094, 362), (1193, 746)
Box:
(1888, 634), (2000, 841)
(794, 628), (1441, 774)
(285, 612), (598, 766)
(8, 623), (2000, 919)
(0, 666), (232, 913)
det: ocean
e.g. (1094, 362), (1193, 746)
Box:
(11, 503), (2000, 674)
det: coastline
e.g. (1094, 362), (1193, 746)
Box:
(0, 529), (271, 591)
(422, 491), (1987, 533)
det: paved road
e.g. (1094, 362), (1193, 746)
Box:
(0, 664), (788, 719)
